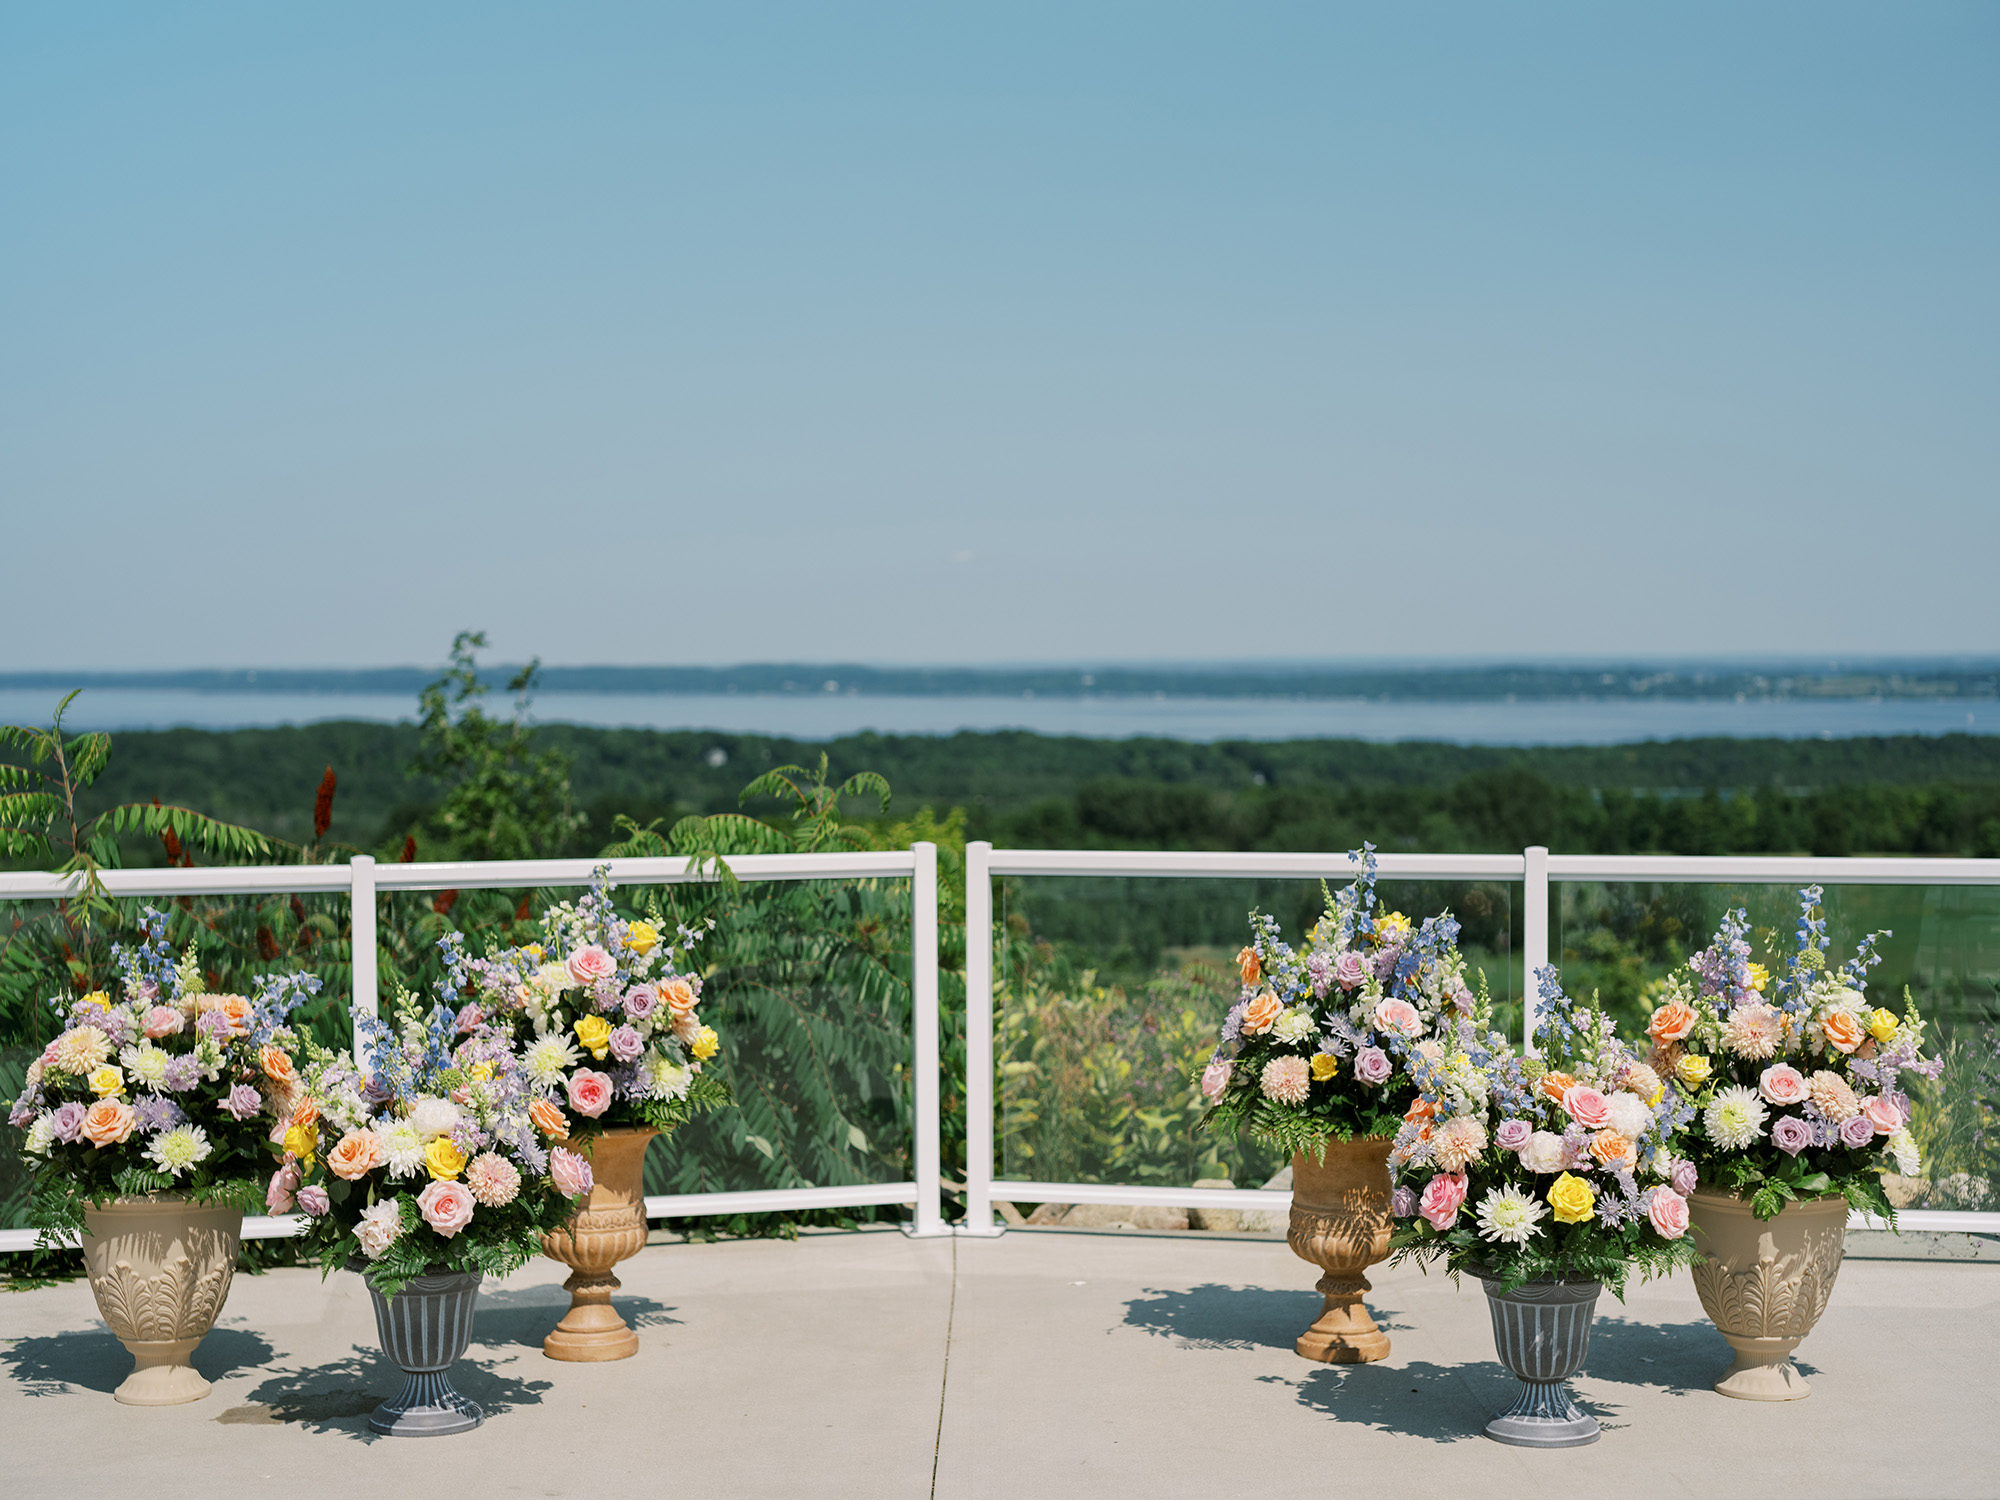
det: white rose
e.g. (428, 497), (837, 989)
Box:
(1520, 1131), (1568, 1174)
(407, 1097), (460, 1140)
(355, 1200), (403, 1259)
(1605, 1092), (1653, 1140)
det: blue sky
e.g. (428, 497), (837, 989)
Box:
(3, 4), (1995, 668)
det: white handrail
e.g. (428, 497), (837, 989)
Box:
(983, 850), (1525, 879)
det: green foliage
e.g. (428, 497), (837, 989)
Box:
(1389, 1214), (1703, 1300)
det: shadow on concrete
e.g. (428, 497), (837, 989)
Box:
(0, 1324), (274, 1398)
(1121, 1282), (1411, 1352)
(216, 1345), (554, 1439)
(471, 1284), (682, 1350)
(1286, 1359), (1499, 1443)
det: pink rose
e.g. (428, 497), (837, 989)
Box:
(416, 1179), (477, 1237)
(1759, 1063), (1808, 1107)
(1199, 1059), (1233, 1100)
(1646, 1188), (1690, 1240)
(455, 1004), (484, 1034)
(1372, 998), (1422, 1038)
(1354, 1047), (1393, 1086)
(1862, 1095), (1904, 1136)
(1418, 1171), (1468, 1230)
(266, 1162), (301, 1213)
(1333, 951), (1369, 991)
(1561, 1086), (1611, 1130)
(566, 1068), (614, 1118)
(549, 1146), (594, 1198)
(607, 1025), (644, 1064)
(297, 1185), (330, 1217)
(566, 944), (617, 986)
(142, 1005), (184, 1039)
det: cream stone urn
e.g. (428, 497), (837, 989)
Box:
(539, 1126), (656, 1361)
(81, 1194), (243, 1405)
(1286, 1136), (1395, 1362)
(1689, 1188), (1848, 1400)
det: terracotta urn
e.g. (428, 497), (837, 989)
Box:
(1689, 1188), (1848, 1400)
(1286, 1136), (1395, 1362)
(80, 1194), (243, 1405)
(539, 1125), (656, 1361)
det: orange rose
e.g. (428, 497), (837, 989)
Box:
(1589, 1129), (1637, 1170)
(259, 1046), (296, 1085)
(1538, 1070), (1577, 1104)
(529, 1098), (568, 1138)
(1241, 991), (1283, 1035)
(1821, 1011), (1865, 1054)
(81, 1099), (137, 1147)
(288, 1099), (320, 1133)
(1236, 946), (1261, 985)
(1405, 1097), (1437, 1123)
(1647, 1001), (1697, 1044)
(326, 1129), (386, 1181)
(660, 978), (699, 1016)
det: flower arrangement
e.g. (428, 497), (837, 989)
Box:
(1197, 846), (1488, 1158)
(1644, 888), (1938, 1221)
(6, 908), (319, 1239)
(446, 867), (730, 1138)
(279, 989), (591, 1294)
(1388, 970), (1703, 1295)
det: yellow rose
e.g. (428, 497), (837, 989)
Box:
(88, 1064), (124, 1096)
(1868, 1008), (1900, 1045)
(283, 1122), (318, 1164)
(425, 1137), (468, 1180)
(625, 921), (659, 957)
(573, 1015), (613, 1060)
(691, 1027), (719, 1062)
(1547, 1172), (1596, 1225)
(1309, 1053), (1340, 1082)
(468, 1061), (494, 1082)
(1745, 962), (1770, 993)
(1675, 1053), (1712, 1089)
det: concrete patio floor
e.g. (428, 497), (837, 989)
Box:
(3, 1226), (1996, 1499)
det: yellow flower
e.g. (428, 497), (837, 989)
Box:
(468, 1061), (494, 1082)
(78, 990), (111, 1013)
(691, 1027), (719, 1062)
(1309, 1053), (1341, 1082)
(425, 1137), (468, 1180)
(1375, 912), (1412, 942)
(625, 921), (659, 957)
(1745, 962), (1770, 993)
(573, 1015), (613, 1060)
(1868, 1008), (1900, 1045)
(1675, 1053), (1712, 1089)
(88, 1064), (124, 1096)
(283, 1123), (318, 1164)
(1547, 1172), (1596, 1224)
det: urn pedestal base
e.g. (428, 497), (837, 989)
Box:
(1285, 1137), (1394, 1364)
(540, 1126), (657, 1363)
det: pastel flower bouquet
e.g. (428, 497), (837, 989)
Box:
(7, 908), (319, 1239)
(446, 867), (731, 1138)
(1645, 888), (1937, 1222)
(280, 991), (591, 1296)
(1197, 847), (1488, 1158)
(1388, 970), (1703, 1296)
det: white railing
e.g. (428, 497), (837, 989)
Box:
(960, 842), (2000, 1238)
(1, 846), (945, 1251)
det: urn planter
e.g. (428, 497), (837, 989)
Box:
(539, 1125), (656, 1361)
(1478, 1276), (1603, 1447)
(1689, 1188), (1847, 1401)
(1286, 1136), (1394, 1363)
(361, 1267), (485, 1436)
(81, 1194), (243, 1406)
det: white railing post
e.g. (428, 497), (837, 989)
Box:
(349, 854), (377, 1066)
(1522, 844), (1548, 1054)
(961, 841), (1000, 1235)
(907, 842), (947, 1237)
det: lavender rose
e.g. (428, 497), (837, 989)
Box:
(1670, 1159), (1699, 1198)
(607, 1025), (644, 1064)
(296, 1185), (331, 1217)
(1353, 1046), (1393, 1086)
(224, 1083), (263, 1121)
(51, 1101), (87, 1143)
(1494, 1118), (1532, 1152)
(1390, 1185), (1418, 1218)
(622, 985), (658, 1022)
(1838, 1113), (1878, 1149)
(1332, 951), (1369, 991)
(1770, 1115), (1812, 1156)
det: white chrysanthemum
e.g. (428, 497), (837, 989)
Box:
(407, 1097), (460, 1140)
(645, 1059), (693, 1100)
(1475, 1184), (1547, 1245)
(1888, 1129), (1920, 1178)
(1704, 1085), (1769, 1150)
(24, 1113), (57, 1155)
(1605, 1092), (1653, 1140)
(382, 1122), (425, 1178)
(120, 1043), (171, 1089)
(533, 961), (573, 994)
(1272, 1009), (1316, 1045)
(523, 1035), (581, 1088)
(144, 1124), (211, 1177)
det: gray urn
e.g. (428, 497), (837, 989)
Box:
(1478, 1276), (1602, 1447)
(362, 1269), (485, 1436)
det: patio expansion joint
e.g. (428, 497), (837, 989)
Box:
(929, 1229), (959, 1500)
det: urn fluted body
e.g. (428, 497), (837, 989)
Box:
(362, 1269), (485, 1436)
(81, 1195), (242, 1405)
(539, 1125), (656, 1361)
(1689, 1189), (1847, 1400)
(1478, 1277), (1603, 1447)
(1285, 1136), (1394, 1363)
